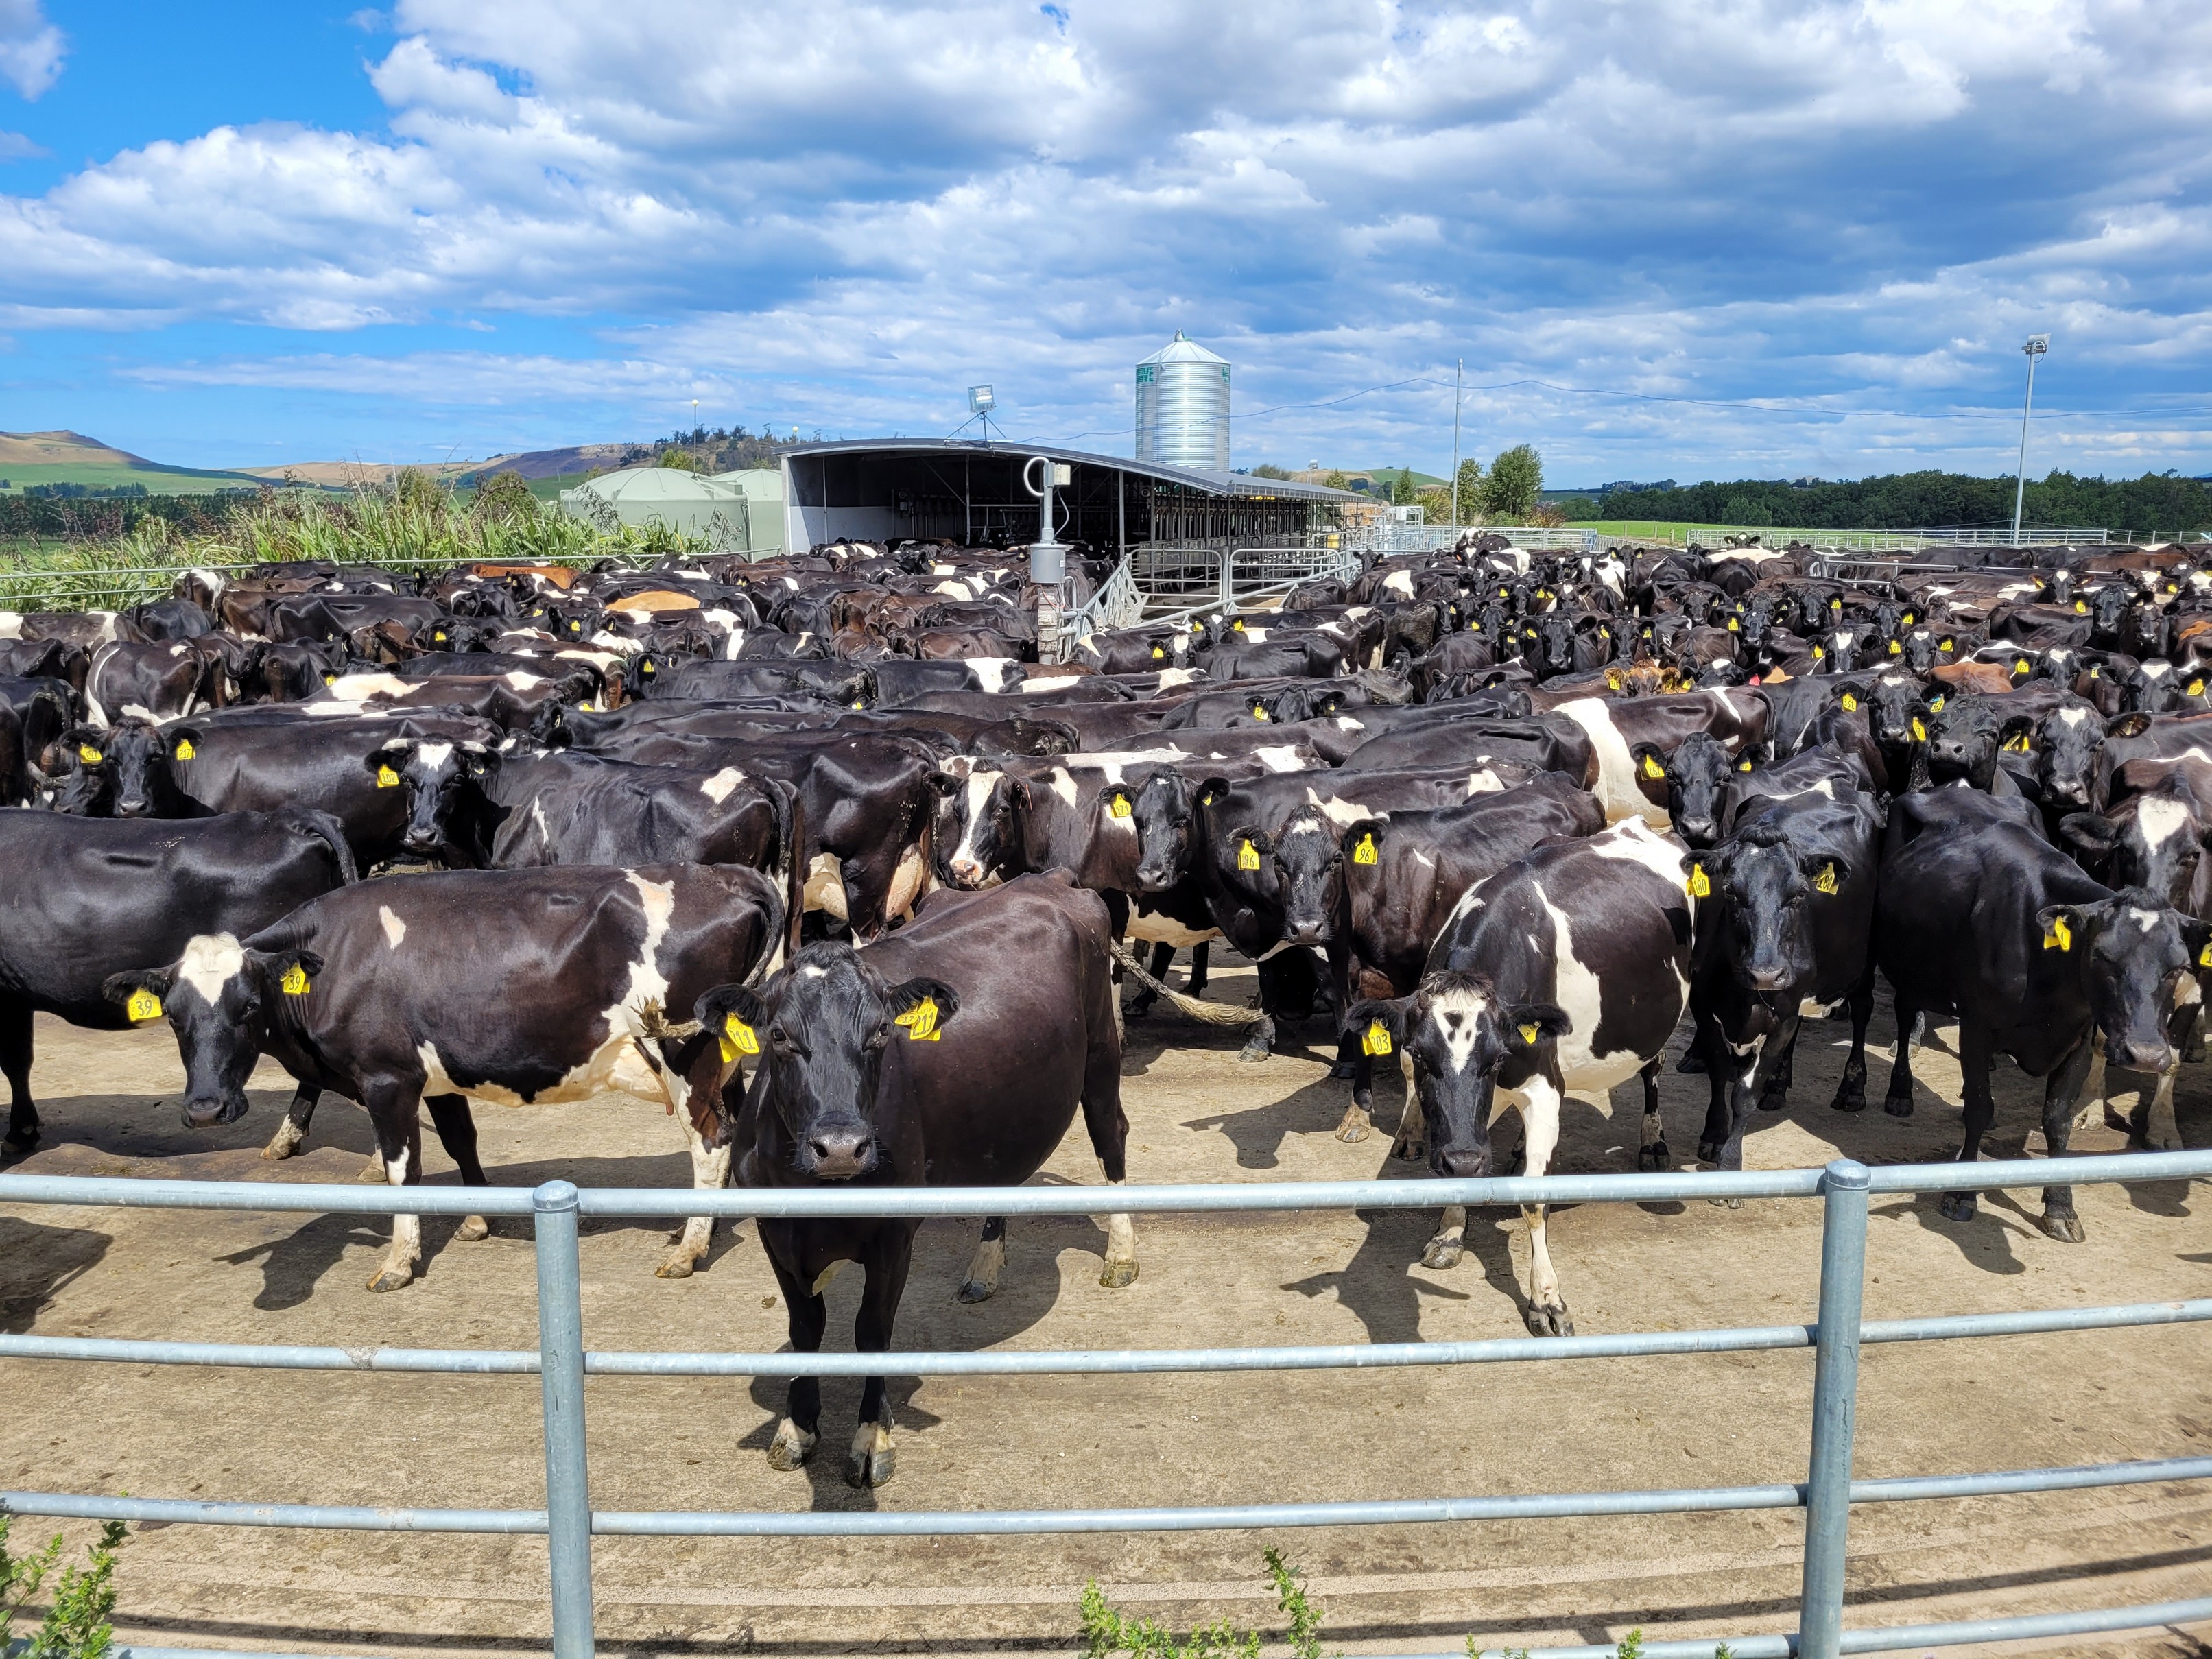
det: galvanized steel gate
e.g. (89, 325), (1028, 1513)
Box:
(1, 1152), (2209, 1659)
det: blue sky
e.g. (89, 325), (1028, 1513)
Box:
(1, 0), (2209, 484)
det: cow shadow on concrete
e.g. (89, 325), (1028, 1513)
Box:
(729, 1206), (1121, 1512)
(0, 1213), (111, 1333)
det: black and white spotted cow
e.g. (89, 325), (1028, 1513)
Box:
(1344, 818), (1693, 1335)
(83, 640), (211, 727)
(1875, 787), (2208, 1241)
(706, 872), (1132, 1488)
(110, 861), (787, 1288)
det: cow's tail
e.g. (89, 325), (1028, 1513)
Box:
(291, 809), (360, 885)
(773, 778), (805, 964)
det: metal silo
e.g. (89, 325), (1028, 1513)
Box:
(1134, 331), (1231, 470)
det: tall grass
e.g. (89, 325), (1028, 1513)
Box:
(0, 480), (705, 612)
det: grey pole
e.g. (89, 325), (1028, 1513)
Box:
(534, 1180), (595, 1659)
(2011, 335), (2049, 545)
(1452, 358), (1464, 529)
(1798, 1158), (1871, 1659)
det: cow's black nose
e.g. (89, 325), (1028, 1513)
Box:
(1433, 1145), (1492, 1180)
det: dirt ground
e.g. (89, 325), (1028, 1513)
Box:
(1, 955), (2208, 1658)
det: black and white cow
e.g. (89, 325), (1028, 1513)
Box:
(0, 808), (357, 1151)
(703, 872), (1132, 1488)
(110, 861), (786, 1287)
(1344, 819), (1693, 1334)
(1876, 787), (2208, 1241)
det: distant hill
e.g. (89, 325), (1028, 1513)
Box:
(235, 442), (640, 488)
(0, 430), (265, 494)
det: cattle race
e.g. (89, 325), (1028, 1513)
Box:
(1, 531), (2208, 1656)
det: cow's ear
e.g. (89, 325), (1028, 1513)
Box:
(2034, 903), (2086, 953)
(1011, 778), (1034, 811)
(1735, 741), (1772, 773)
(101, 966), (175, 1009)
(886, 977), (960, 1037)
(2058, 813), (2119, 856)
(1342, 817), (1386, 868)
(1798, 852), (1850, 894)
(1997, 715), (2037, 752)
(363, 739), (410, 776)
(460, 744), (500, 779)
(1100, 785), (1134, 821)
(248, 948), (324, 997)
(1503, 1003), (1573, 1048)
(693, 982), (766, 1047)
(1230, 825), (1273, 859)
(1193, 774), (1231, 809)
(1342, 996), (1410, 1053)
(1629, 741), (1669, 783)
(927, 769), (962, 798)
(2106, 712), (2152, 739)
(2180, 917), (2212, 972)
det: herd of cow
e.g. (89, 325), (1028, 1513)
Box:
(1, 528), (2209, 1488)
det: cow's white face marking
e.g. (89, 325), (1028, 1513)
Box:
(177, 933), (246, 1007)
(2057, 706), (2090, 729)
(970, 658), (1017, 693)
(416, 741), (453, 772)
(1427, 984), (1490, 1075)
(1285, 816), (1327, 838)
(2128, 906), (2160, 932)
(2136, 796), (2189, 857)
(379, 906), (407, 951)
(700, 765), (744, 804)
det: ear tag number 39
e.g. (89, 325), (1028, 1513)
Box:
(280, 964), (311, 996)
(125, 989), (163, 1023)
(895, 998), (942, 1041)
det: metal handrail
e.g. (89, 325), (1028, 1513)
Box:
(1, 1149), (2208, 1659)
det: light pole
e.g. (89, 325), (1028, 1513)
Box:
(2011, 335), (2049, 545)
(1451, 358), (1464, 527)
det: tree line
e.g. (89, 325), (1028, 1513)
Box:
(1586, 468), (2212, 534)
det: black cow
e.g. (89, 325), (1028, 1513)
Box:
(112, 861), (786, 1287)
(0, 808), (357, 1151)
(704, 872), (1132, 1488)
(1685, 789), (1882, 1182)
(1875, 788), (2207, 1240)
(1343, 819), (1693, 1335)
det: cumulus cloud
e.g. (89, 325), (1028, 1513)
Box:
(0, 0), (63, 99)
(7, 0), (2212, 473)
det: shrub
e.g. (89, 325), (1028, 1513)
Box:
(1080, 1548), (1333, 1659)
(1, 1514), (130, 1659)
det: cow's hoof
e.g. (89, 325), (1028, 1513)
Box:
(1121, 999), (1153, 1022)
(1883, 1094), (1914, 1118)
(1830, 1089), (1866, 1114)
(1524, 1303), (1575, 1338)
(261, 1123), (306, 1160)
(1097, 1259), (1139, 1289)
(2038, 1213), (2086, 1243)
(1937, 1193), (1977, 1225)
(455, 1215), (490, 1243)
(1420, 1239), (1462, 1270)
(366, 1261), (416, 1293)
(1757, 1088), (1789, 1113)
(1237, 1040), (1271, 1064)
(1639, 1141), (1672, 1171)
(767, 1418), (818, 1471)
(1328, 1060), (1359, 1080)
(1706, 1194), (1744, 1210)
(1696, 1138), (1722, 1162)
(845, 1424), (895, 1489)
(1334, 1113), (1370, 1144)
(654, 1251), (698, 1279)
(955, 1275), (996, 1303)
(1675, 1049), (1707, 1074)
(1, 1131), (37, 1156)
(1390, 1133), (1425, 1162)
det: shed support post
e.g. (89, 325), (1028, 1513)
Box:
(1798, 1158), (1870, 1659)
(536, 1180), (596, 1659)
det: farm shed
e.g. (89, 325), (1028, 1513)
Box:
(556, 466), (761, 552)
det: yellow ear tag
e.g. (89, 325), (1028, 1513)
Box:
(1902, 612), (1916, 625)
(1109, 795), (1132, 819)
(1233, 619), (1246, 632)
(894, 998), (942, 1041)
(125, 989), (163, 1023)
(1940, 638), (1954, 652)
(1910, 717), (1927, 741)
(1811, 643), (1824, 660)
(1840, 693), (1858, 712)
(78, 744), (103, 765)
(2191, 681), (2205, 697)
(1517, 1022), (1541, 1046)
(2044, 916), (2072, 952)
(1642, 754), (1665, 780)
(174, 738), (195, 759)
(1812, 863), (1839, 896)
(2014, 659), (2030, 673)
(1251, 706), (1270, 721)
(2074, 600), (2087, 612)
(2089, 665), (2100, 679)
(1738, 758), (1754, 772)
(2198, 943), (2212, 969)
(1353, 833), (1377, 865)
(280, 964), (310, 996)
(1888, 640), (1903, 654)
(720, 1013), (760, 1062)
(1237, 839), (1261, 871)
(1687, 866), (1711, 898)
(435, 631), (447, 641)
(1606, 670), (1623, 690)
(1362, 1019), (1393, 1057)
(376, 764), (400, 788)
(641, 660), (654, 673)
(1929, 695), (1944, 711)
(1726, 617), (1740, 631)
(323, 674), (336, 686)
(1152, 646), (1164, 659)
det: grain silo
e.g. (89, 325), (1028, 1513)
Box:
(1134, 331), (1231, 470)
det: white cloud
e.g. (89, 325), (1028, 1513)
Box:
(5, 0), (2212, 474)
(0, 0), (62, 99)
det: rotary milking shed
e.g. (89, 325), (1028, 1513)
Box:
(776, 438), (1359, 556)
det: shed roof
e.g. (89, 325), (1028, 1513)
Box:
(781, 438), (1357, 501)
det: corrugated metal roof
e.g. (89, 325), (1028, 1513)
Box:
(1137, 329), (1229, 366)
(781, 438), (1358, 501)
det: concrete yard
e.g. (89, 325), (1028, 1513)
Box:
(1, 957), (2207, 1657)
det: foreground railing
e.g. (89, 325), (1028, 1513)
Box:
(1, 1152), (2208, 1659)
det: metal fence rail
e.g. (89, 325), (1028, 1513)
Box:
(1, 1151), (2209, 1659)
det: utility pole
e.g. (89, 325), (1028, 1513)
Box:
(1451, 358), (1464, 527)
(2011, 335), (2049, 545)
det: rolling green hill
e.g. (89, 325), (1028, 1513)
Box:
(0, 431), (263, 495)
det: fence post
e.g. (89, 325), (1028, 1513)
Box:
(534, 1180), (596, 1659)
(1798, 1158), (1870, 1659)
